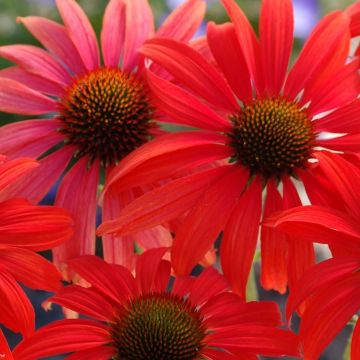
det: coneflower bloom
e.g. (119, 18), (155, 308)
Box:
(264, 160), (360, 360)
(12, 248), (300, 359)
(0, 156), (73, 337)
(0, 0), (206, 275)
(98, 0), (360, 298)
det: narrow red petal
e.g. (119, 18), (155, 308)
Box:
(0, 330), (13, 360)
(156, 0), (206, 43)
(221, 176), (262, 298)
(101, 0), (125, 68)
(260, 0), (293, 95)
(207, 22), (252, 103)
(260, 179), (288, 294)
(55, 0), (100, 71)
(352, 320), (360, 360)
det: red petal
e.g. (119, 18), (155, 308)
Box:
(265, 205), (360, 254)
(0, 246), (61, 291)
(0, 271), (34, 337)
(104, 131), (230, 193)
(0, 45), (70, 85)
(146, 70), (231, 131)
(98, 166), (233, 236)
(156, 0), (206, 43)
(220, 0), (264, 95)
(0, 199), (73, 251)
(315, 99), (360, 133)
(101, 0), (125, 68)
(135, 247), (169, 294)
(56, 0), (100, 71)
(65, 345), (114, 360)
(0, 78), (57, 115)
(18, 16), (86, 75)
(13, 319), (110, 360)
(54, 158), (99, 270)
(207, 22), (252, 103)
(0, 330), (13, 360)
(286, 256), (360, 320)
(284, 11), (350, 99)
(122, 0), (154, 71)
(140, 38), (238, 112)
(300, 273), (360, 360)
(352, 320), (360, 360)
(172, 166), (248, 275)
(260, 179), (288, 294)
(221, 176), (262, 298)
(205, 325), (300, 357)
(283, 176), (315, 290)
(189, 267), (229, 307)
(260, 0), (293, 95)
(49, 285), (115, 322)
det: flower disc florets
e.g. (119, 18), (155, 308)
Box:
(229, 97), (315, 177)
(111, 293), (206, 360)
(59, 68), (154, 166)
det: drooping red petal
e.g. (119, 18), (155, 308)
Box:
(259, 0), (293, 95)
(18, 16), (86, 75)
(260, 179), (288, 294)
(104, 131), (230, 193)
(53, 158), (99, 272)
(265, 205), (360, 254)
(220, 0), (264, 95)
(64, 345), (114, 360)
(157, 0), (206, 43)
(284, 11), (350, 99)
(146, 70), (231, 131)
(300, 273), (360, 360)
(101, 0), (125, 68)
(206, 22), (252, 103)
(13, 319), (110, 360)
(221, 176), (262, 298)
(122, 0), (154, 71)
(282, 176), (315, 290)
(98, 166), (233, 236)
(286, 256), (360, 320)
(318, 133), (360, 153)
(56, 0), (100, 71)
(172, 166), (248, 275)
(0, 271), (34, 337)
(140, 38), (238, 112)
(0, 199), (73, 251)
(0, 246), (61, 291)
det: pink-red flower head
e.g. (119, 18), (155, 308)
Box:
(13, 248), (300, 359)
(0, 0), (206, 274)
(98, 0), (359, 298)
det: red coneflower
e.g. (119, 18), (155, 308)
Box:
(0, 0), (206, 275)
(12, 248), (300, 359)
(98, 0), (360, 298)
(0, 156), (73, 337)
